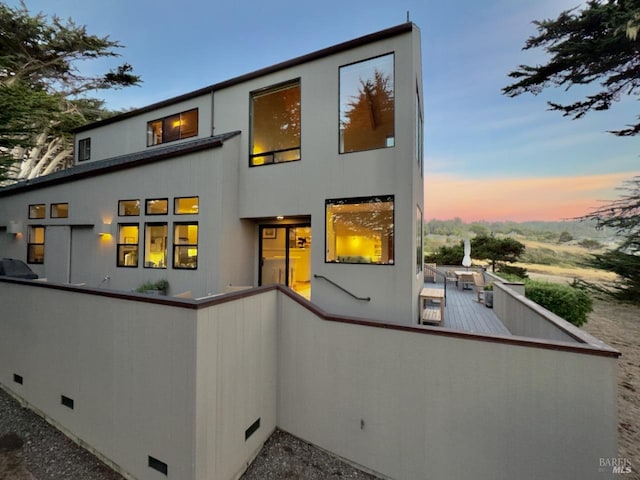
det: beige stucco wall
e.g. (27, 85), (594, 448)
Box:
(277, 294), (618, 480)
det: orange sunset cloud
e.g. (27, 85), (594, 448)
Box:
(424, 172), (638, 222)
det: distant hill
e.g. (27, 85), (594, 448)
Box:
(425, 218), (617, 242)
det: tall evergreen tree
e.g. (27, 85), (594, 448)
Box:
(503, 0), (640, 137)
(0, 2), (140, 182)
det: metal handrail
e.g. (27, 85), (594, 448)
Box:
(313, 274), (371, 301)
(424, 264), (447, 300)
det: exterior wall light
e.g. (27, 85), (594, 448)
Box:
(7, 221), (22, 236)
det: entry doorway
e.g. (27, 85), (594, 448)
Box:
(259, 224), (311, 299)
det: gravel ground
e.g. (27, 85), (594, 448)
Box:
(0, 387), (379, 480)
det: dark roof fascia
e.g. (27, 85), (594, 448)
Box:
(0, 131), (240, 197)
(74, 22), (415, 133)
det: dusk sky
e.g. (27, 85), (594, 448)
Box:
(11, 0), (639, 222)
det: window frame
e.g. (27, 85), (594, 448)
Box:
(116, 223), (140, 268)
(143, 222), (168, 269)
(28, 204), (46, 219)
(172, 222), (198, 270)
(417, 205), (423, 274)
(118, 199), (141, 217)
(27, 225), (45, 264)
(146, 108), (198, 147)
(145, 198), (169, 216)
(78, 138), (91, 162)
(325, 195), (395, 265)
(50, 203), (69, 218)
(174, 196), (199, 215)
(249, 79), (301, 167)
(339, 52), (395, 155)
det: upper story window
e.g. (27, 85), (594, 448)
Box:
(339, 53), (395, 154)
(146, 198), (168, 215)
(250, 81), (301, 166)
(118, 199), (140, 216)
(147, 109), (198, 146)
(28, 204), (45, 219)
(78, 138), (91, 162)
(174, 196), (199, 214)
(51, 203), (68, 218)
(325, 195), (394, 265)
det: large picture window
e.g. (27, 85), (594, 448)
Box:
(27, 226), (45, 264)
(147, 109), (198, 146)
(250, 81), (301, 166)
(173, 223), (198, 269)
(117, 224), (139, 267)
(144, 223), (167, 268)
(339, 53), (394, 153)
(325, 195), (394, 265)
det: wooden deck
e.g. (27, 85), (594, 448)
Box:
(422, 278), (510, 336)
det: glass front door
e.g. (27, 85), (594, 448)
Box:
(260, 225), (311, 299)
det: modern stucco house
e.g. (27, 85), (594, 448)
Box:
(0, 22), (424, 324)
(0, 22), (621, 480)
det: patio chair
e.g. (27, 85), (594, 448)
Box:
(445, 270), (458, 287)
(472, 272), (486, 303)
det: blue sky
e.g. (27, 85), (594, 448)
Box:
(11, 0), (639, 221)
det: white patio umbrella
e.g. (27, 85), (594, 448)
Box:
(462, 238), (471, 268)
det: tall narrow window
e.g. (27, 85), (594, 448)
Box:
(147, 109), (198, 146)
(416, 86), (424, 176)
(78, 138), (91, 162)
(51, 203), (68, 218)
(339, 53), (395, 153)
(118, 199), (140, 216)
(250, 81), (301, 166)
(144, 223), (167, 268)
(27, 226), (45, 264)
(325, 196), (394, 265)
(117, 224), (139, 267)
(28, 204), (45, 219)
(173, 223), (198, 269)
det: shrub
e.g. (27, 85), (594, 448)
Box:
(497, 264), (528, 279)
(524, 280), (593, 327)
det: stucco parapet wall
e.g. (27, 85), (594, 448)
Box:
(1, 277), (620, 359)
(0, 131), (241, 197)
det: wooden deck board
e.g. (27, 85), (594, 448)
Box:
(426, 278), (510, 335)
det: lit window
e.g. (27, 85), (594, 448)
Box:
(339, 53), (395, 153)
(78, 138), (91, 162)
(147, 109), (198, 146)
(27, 226), (45, 264)
(118, 199), (140, 216)
(174, 197), (199, 215)
(51, 203), (68, 218)
(146, 198), (168, 215)
(29, 204), (45, 219)
(144, 223), (167, 268)
(173, 223), (198, 269)
(250, 81), (301, 166)
(325, 196), (394, 265)
(117, 224), (139, 267)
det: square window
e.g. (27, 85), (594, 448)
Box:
(29, 204), (45, 219)
(250, 82), (301, 166)
(326, 196), (394, 265)
(174, 197), (199, 214)
(51, 203), (68, 218)
(339, 53), (395, 154)
(146, 198), (168, 215)
(118, 200), (140, 216)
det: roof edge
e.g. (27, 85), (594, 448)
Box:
(74, 22), (415, 133)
